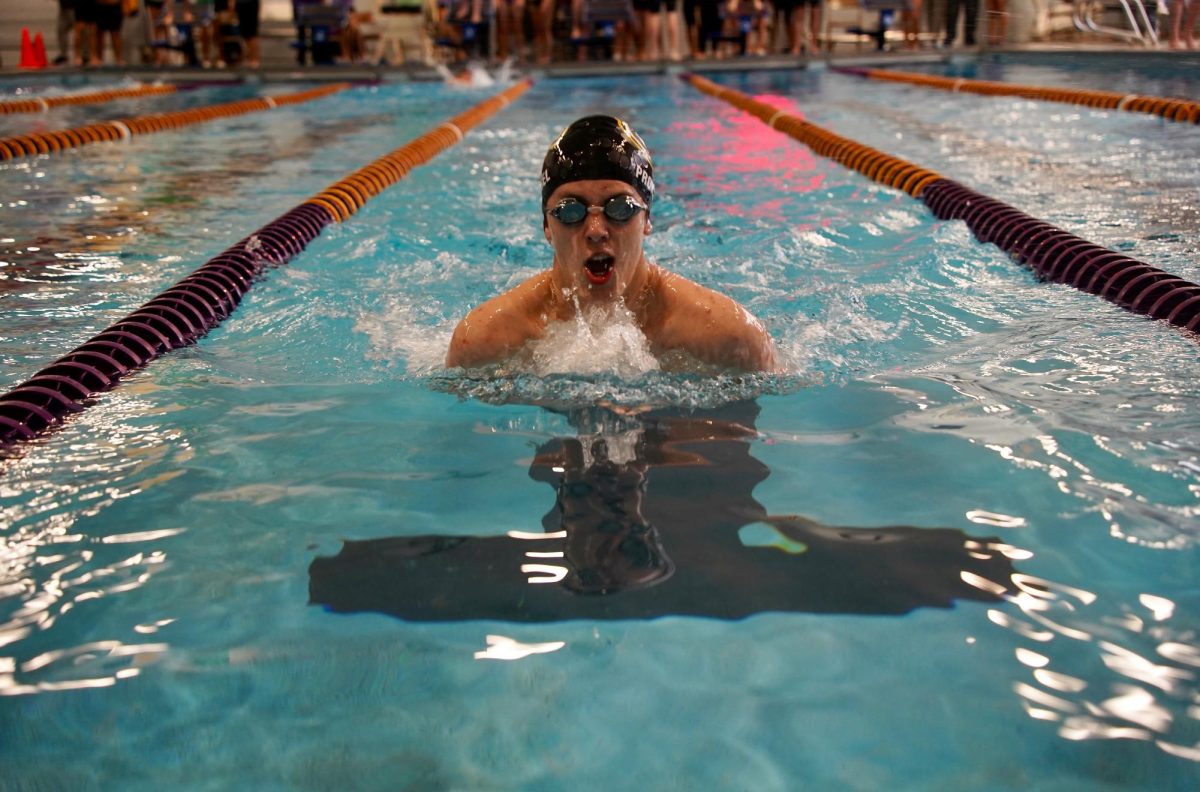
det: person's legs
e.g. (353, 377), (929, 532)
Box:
(531, 0), (553, 61)
(986, 0), (1005, 44)
(943, 0), (960, 45)
(1184, 0), (1199, 48)
(57, 3), (75, 63)
(197, 18), (214, 65)
(74, 21), (91, 65)
(91, 21), (104, 64)
(644, 6), (662, 58)
(512, 0), (528, 58)
(496, 0), (512, 57)
(902, 0), (921, 47)
(683, 0), (701, 56)
(962, 0), (977, 44)
(499, 0), (528, 59)
(236, 1), (261, 66)
(752, 0), (768, 53)
(699, 0), (721, 56)
(663, 0), (682, 58)
(806, 0), (819, 51)
(110, 27), (124, 64)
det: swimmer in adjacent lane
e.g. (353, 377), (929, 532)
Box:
(445, 115), (780, 373)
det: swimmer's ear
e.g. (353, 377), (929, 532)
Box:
(643, 213), (652, 236)
(543, 214), (550, 241)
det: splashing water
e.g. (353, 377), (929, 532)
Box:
(433, 58), (515, 89)
(528, 298), (660, 378)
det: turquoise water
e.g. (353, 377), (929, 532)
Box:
(1, 57), (1199, 789)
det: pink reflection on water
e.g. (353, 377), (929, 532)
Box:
(668, 93), (825, 222)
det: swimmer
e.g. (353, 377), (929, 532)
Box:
(445, 115), (780, 373)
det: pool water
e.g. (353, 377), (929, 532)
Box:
(2, 55), (1199, 789)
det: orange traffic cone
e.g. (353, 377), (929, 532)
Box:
(19, 28), (39, 69)
(32, 33), (49, 68)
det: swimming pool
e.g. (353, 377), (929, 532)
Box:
(2, 53), (1199, 789)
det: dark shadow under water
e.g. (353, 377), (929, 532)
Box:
(309, 401), (1017, 621)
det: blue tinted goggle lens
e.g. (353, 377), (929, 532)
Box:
(549, 195), (644, 225)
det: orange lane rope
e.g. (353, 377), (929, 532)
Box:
(0, 83), (179, 115)
(304, 78), (533, 223)
(684, 73), (944, 198)
(849, 67), (1200, 124)
(0, 80), (535, 451)
(682, 72), (1200, 339)
(0, 83), (351, 162)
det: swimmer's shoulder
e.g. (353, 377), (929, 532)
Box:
(650, 267), (780, 372)
(446, 272), (555, 369)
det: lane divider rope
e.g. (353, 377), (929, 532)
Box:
(0, 83), (179, 115)
(0, 78), (533, 453)
(0, 83), (352, 162)
(683, 73), (1200, 340)
(832, 66), (1200, 124)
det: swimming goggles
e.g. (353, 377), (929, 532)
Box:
(547, 195), (647, 225)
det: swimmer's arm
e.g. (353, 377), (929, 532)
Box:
(445, 275), (550, 369)
(709, 305), (780, 372)
(657, 277), (781, 372)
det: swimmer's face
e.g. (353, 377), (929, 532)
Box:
(544, 179), (651, 304)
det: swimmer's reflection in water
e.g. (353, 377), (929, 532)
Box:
(309, 401), (1019, 620)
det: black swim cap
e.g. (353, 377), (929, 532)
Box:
(541, 115), (655, 210)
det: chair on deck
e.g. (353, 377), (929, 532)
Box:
(841, 0), (907, 50)
(294, 0), (351, 65)
(570, 0), (634, 60)
(153, 21), (201, 66)
(706, 3), (759, 56)
(1072, 0), (1159, 45)
(433, 0), (492, 61)
(372, 0), (435, 64)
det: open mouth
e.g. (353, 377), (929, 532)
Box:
(584, 254), (615, 285)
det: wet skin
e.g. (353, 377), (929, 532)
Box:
(445, 179), (780, 372)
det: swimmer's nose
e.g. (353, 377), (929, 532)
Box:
(583, 209), (609, 242)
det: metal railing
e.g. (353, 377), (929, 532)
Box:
(1073, 0), (1159, 46)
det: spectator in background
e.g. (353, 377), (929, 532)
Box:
(495, 0), (526, 59)
(795, 0), (820, 53)
(1168, 0), (1197, 48)
(943, 0), (976, 46)
(73, 0), (95, 64)
(235, 0), (261, 66)
(686, 0), (721, 58)
(633, 0), (656, 59)
(54, 0), (76, 65)
(529, 0), (555, 62)
(636, 0), (683, 60)
(572, 0), (636, 60)
(901, 0), (920, 48)
(183, 1), (220, 66)
(146, 0), (169, 64)
(985, 0), (1005, 44)
(93, 0), (125, 64)
(436, 0), (489, 60)
(339, 2), (369, 62)
(723, 0), (766, 56)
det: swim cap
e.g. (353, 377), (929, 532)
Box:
(541, 115), (655, 210)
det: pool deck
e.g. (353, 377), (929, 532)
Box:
(5, 0), (1198, 85)
(1, 42), (1195, 86)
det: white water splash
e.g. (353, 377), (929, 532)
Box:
(434, 57), (515, 89)
(528, 299), (660, 379)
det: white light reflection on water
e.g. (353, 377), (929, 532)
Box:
(473, 635), (566, 661)
(887, 335), (1200, 551)
(972, 569), (1200, 761)
(880, 322), (1199, 760)
(0, 391), (189, 697)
